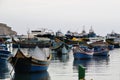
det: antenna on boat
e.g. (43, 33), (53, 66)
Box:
(89, 26), (94, 33)
(82, 25), (86, 33)
(27, 28), (30, 40)
(111, 30), (115, 34)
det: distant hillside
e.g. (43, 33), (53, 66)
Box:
(0, 23), (17, 35)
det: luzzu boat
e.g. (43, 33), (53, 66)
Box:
(93, 46), (109, 56)
(73, 45), (94, 59)
(89, 41), (109, 56)
(8, 46), (52, 73)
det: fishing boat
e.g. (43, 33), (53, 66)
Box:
(51, 38), (71, 57)
(89, 41), (109, 56)
(8, 46), (52, 73)
(12, 38), (51, 48)
(93, 46), (109, 56)
(88, 26), (96, 37)
(73, 45), (94, 59)
(12, 28), (53, 48)
(106, 31), (120, 48)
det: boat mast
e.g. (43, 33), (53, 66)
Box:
(27, 28), (30, 40)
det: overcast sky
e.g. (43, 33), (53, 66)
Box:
(0, 0), (120, 36)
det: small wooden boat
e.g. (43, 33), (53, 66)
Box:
(51, 39), (71, 57)
(8, 46), (52, 73)
(93, 46), (109, 56)
(89, 41), (109, 56)
(73, 45), (94, 59)
(106, 31), (120, 48)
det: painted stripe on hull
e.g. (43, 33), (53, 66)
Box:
(31, 66), (48, 72)
(14, 64), (48, 73)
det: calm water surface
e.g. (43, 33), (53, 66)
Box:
(0, 48), (120, 80)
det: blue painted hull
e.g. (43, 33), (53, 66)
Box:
(93, 45), (109, 56)
(114, 44), (120, 48)
(13, 71), (49, 80)
(31, 66), (48, 72)
(73, 52), (93, 59)
(108, 45), (114, 50)
(15, 65), (48, 72)
(93, 50), (109, 56)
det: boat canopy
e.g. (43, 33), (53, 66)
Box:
(29, 46), (48, 60)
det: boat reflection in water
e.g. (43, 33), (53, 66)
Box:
(12, 71), (50, 80)
(73, 59), (92, 72)
(0, 59), (10, 79)
(52, 52), (69, 62)
(61, 54), (69, 62)
(92, 56), (110, 66)
(73, 56), (109, 73)
(51, 49), (70, 62)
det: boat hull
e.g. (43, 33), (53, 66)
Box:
(10, 57), (50, 73)
(73, 52), (93, 59)
(93, 50), (109, 56)
(114, 44), (120, 48)
(13, 71), (49, 80)
(108, 45), (114, 50)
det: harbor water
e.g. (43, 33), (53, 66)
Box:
(0, 48), (120, 80)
